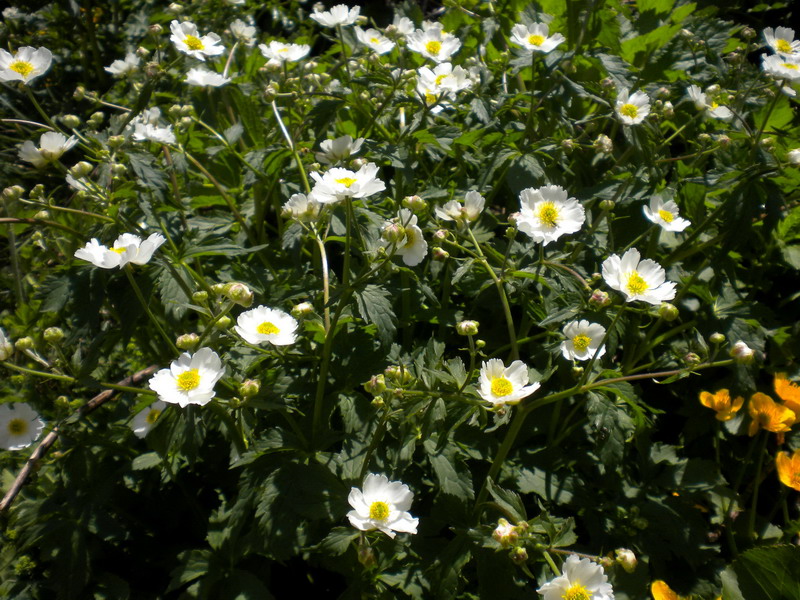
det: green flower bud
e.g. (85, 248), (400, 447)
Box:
(215, 316), (232, 329)
(43, 327), (65, 344)
(30, 184), (45, 199)
(572, 366), (584, 378)
(589, 289), (611, 309)
(709, 332), (726, 345)
(432, 247), (449, 261)
(684, 352), (701, 365)
(70, 162), (94, 178)
(475, 339), (486, 349)
(15, 337), (34, 351)
(509, 546), (528, 565)
(615, 548), (637, 573)
(111, 163), (127, 176)
(211, 283), (227, 296)
(599, 199), (615, 212)
(61, 114), (81, 128)
(73, 85), (85, 101)
(456, 320), (479, 336)
(88, 111), (105, 126)
(107, 135), (125, 149)
(176, 333), (200, 350)
(192, 291), (209, 303)
(658, 302), (679, 321)
(402, 195), (426, 213)
(363, 374), (387, 396)
(730, 341), (755, 364)
(291, 302), (314, 318)
(55, 395), (70, 410)
(381, 222), (406, 245)
(2, 185), (25, 201)
(224, 282), (254, 307)
(239, 379), (261, 397)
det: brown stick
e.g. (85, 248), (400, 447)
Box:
(0, 365), (158, 514)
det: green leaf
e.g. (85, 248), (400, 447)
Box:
(425, 440), (475, 502)
(585, 393), (635, 467)
(131, 452), (161, 471)
(318, 527), (359, 556)
(354, 284), (397, 347)
(727, 545), (800, 600)
(485, 479), (526, 522)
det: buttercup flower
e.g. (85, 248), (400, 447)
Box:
(651, 580), (687, 600)
(537, 554), (614, 600)
(347, 473), (419, 538)
(234, 306), (298, 346)
(775, 450), (800, 491)
(0, 46), (52, 84)
(170, 20), (225, 61)
(105, 52), (140, 76)
(643, 196), (691, 232)
(774, 373), (800, 414)
(385, 209), (428, 267)
(310, 162), (386, 204)
(185, 67), (231, 87)
(130, 400), (167, 438)
(435, 190), (485, 223)
(258, 41), (311, 65)
(698, 389), (744, 421)
(615, 88), (651, 125)
(0, 328), (13, 361)
(0, 403), (45, 451)
(355, 27), (395, 55)
(510, 22), (565, 54)
(517, 185), (585, 245)
(560, 320), (606, 362)
(747, 392), (795, 436)
(602, 248), (676, 304)
(686, 85), (733, 121)
(315, 135), (365, 165)
(18, 132), (78, 168)
(478, 358), (540, 407)
(148, 348), (225, 407)
(407, 23), (461, 63)
(74, 232), (166, 269)
(764, 27), (800, 57)
(310, 4), (360, 28)
(762, 54), (800, 83)
(282, 192), (323, 222)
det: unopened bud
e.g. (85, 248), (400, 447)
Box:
(741, 26), (755, 39)
(167, 2), (183, 13)
(73, 85), (85, 101)
(61, 114), (81, 128)
(291, 302), (314, 318)
(34, 210), (50, 219)
(709, 332), (725, 345)
(136, 46), (150, 58)
(561, 138), (574, 152)
(433, 229), (447, 241)
(43, 327), (65, 344)
(599, 199), (615, 212)
(215, 315), (232, 329)
(350, 157), (368, 169)
(30, 184), (45, 199)
(55, 395), (70, 410)
(145, 62), (161, 78)
(108, 135), (125, 149)
(507, 212), (522, 227)
(382, 222), (406, 244)
(684, 352), (701, 365)
(0, 338), (13, 361)
(225, 282), (254, 307)
(456, 320), (479, 336)
(402, 195), (426, 213)
(717, 134), (731, 148)
(363, 374), (386, 396)
(475, 339), (486, 349)
(662, 101), (674, 118)
(730, 341), (755, 364)
(787, 149), (800, 165)
(15, 337), (34, 351)
(111, 163), (127, 176)
(69, 162), (94, 179)
(760, 137), (775, 150)
(589, 289), (611, 309)
(357, 543), (376, 568)
(3, 185), (25, 201)
(510, 547), (528, 565)
(264, 83), (279, 101)
(572, 365), (584, 378)
(656, 86), (670, 98)
(148, 23), (163, 35)
(211, 283), (227, 296)
(239, 379), (261, 397)
(176, 333), (200, 350)
(492, 519), (519, 547)
(658, 302), (679, 321)
(432, 247), (449, 261)
(192, 291), (208, 303)
(594, 133), (613, 154)
(600, 77), (614, 89)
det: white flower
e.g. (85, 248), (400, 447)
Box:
(315, 134), (365, 165)
(0, 403), (45, 451)
(0, 46), (52, 84)
(74, 232), (166, 269)
(643, 196), (690, 232)
(347, 473), (419, 538)
(149, 348), (225, 407)
(478, 358), (540, 407)
(18, 132), (77, 168)
(517, 185), (585, 245)
(764, 27), (800, 57)
(510, 22), (565, 54)
(407, 23), (461, 63)
(234, 306), (298, 346)
(616, 88), (650, 125)
(230, 19), (257, 46)
(132, 122), (176, 144)
(258, 41), (311, 65)
(185, 67), (231, 87)
(310, 4), (360, 28)
(310, 162), (386, 204)
(105, 52), (140, 76)
(282, 192), (323, 222)
(537, 555), (614, 600)
(686, 85), (733, 121)
(66, 173), (93, 193)
(561, 320), (607, 362)
(435, 190), (485, 223)
(0, 327), (13, 361)
(387, 209), (428, 266)
(416, 63), (472, 112)
(392, 15), (415, 36)
(602, 248), (676, 305)
(762, 54), (800, 83)
(788, 148), (800, 165)
(170, 20), (225, 61)
(355, 27), (395, 54)
(130, 400), (167, 438)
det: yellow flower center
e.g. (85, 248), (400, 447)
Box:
(658, 209), (674, 223)
(572, 334), (591, 352)
(185, 35), (205, 51)
(491, 377), (513, 397)
(369, 501), (390, 521)
(257, 321), (280, 335)
(626, 271), (648, 296)
(335, 177), (357, 188)
(562, 584), (590, 600)
(528, 34), (545, 46)
(620, 103), (638, 118)
(145, 409), (162, 424)
(177, 369), (201, 391)
(111, 247), (127, 254)
(537, 202), (560, 227)
(7, 418), (28, 436)
(425, 92), (438, 104)
(777, 39), (792, 54)
(370, 37), (380, 44)
(710, 101), (719, 109)
(782, 62), (799, 70)
(278, 47), (289, 53)
(10, 60), (34, 77)
(435, 74), (447, 86)
(426, 40), (442, 56)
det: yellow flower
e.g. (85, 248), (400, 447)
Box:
(774, 373), (800, 415)
(747, 392), (795, 436)
(698, 389), (744, 421)
(651, 580), (688, 600)
(776, 450), (800, 492)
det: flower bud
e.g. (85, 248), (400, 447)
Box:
(357, 543), (377, 568)
(15, 337), (34, 351)
(43, 327), (65, 344)
(167, 2), (183, 13)
(492, 518), (519, 547)
(432, 247), (449, 261)
(572, 365), (584, 378)
(30, 184), (45, 199)
(475, 339), (486, 349)
(215, 315), (232, 329)
(239, 379), (261, 397)
(658, 302), (679, 321)
(34, 210), (50, 220)
(291, 302), (314, 318)
(662, 101), (674, 118)
(363, 374), (386, 396)
(148, 23), (163, 35)
(145, 62), (161, 78)
(656, 86), (670, 98)
(107, 135), (125, 149)
(350, 157), (368, 169)
(717, 134), (731, 148)
(788, 149), (800, 165)
(402, 195), (426, 213)
(560, 138), (574, 152)
(381, 222), (406, 245)
(69, 161), (94, 179)
(192, 291), (208, 303)
(225, 282), (254, 307)
(741, 26), (756, 39)
(136, 46), (150, 58)
(111, 163), (127, 176)
(0, 338), (13, 361)
(599, 199), (615, 212)
(176, 333), (200, 350)
(73, 85), (85, 101)
(594, 134), (613, 155)
(211, 283), (227, 296)
(709, 332), (725, 345)
(507, 211), (522, 227)
(55, 395), (70, 410)
(433, 229), (447, 241)
(698, 133), (712, 144)
(510, 546), (528, 565)
(2, 185), (25, 202)
(61, 114), (81, 128)
(88, 111), (104, 127)
(684, 352), (701, 365)
(456, 320), (479, 336)
(730, 340), (755, 364)
(600, 77), (614, 89)
(263, 83), (279, 101)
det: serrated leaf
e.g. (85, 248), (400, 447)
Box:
(354, 284), (397, 347)
(728, 545), (800, 600)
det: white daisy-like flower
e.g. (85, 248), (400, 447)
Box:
(602, 248), (676, 305)
(347, 473), (419, 539)
(510, 22), (566, 54)
(105, 51), (140, 76)
(130, 400), (167, 438)
(234, 306), (298, 346)
(616, 88), (650, 125)
(686, 85), (733, 121)
(435, 190), (485, 223)
(0, 403), (45, 451)
(230, 19), (257, 46)
(170, 20), (225, 61)
(132, 122), (176, 144)
(310, 4), (360, 28)
(355, 27), (395, 54)
(185, 67), (231, 87)
(74, 232), (166, 269)
(642, 196), (690, 232)
(0, 327), (14, 361)
(310, 162), (386, 204)
(392, 15), (415, 36)
(386, 208), (428, 267)
(18, 132), (78, 168)
(407, 23), (461, 63)
(416, 63), (472, 112)
(537, 554), (614, 600)
(764, 27), (800, 57)
(788, 148), (800, 165)
(282, 192), (323, 222)
(478, 358), (540, 407)
(560, 320), (607, 362)
(517, 185), (585, 245)
(258, 41), (311, 65)
(0, 46), (52, 84)
(315, 134), (365, 165)
(762, 54), (800, 83)
(149, 348), (225, 408)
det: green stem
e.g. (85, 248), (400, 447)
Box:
(24, 87), (61, 132)
(2, 198), (23, 303)
(747, 431), (770, 540)
(343, 198), (354, 288)
(543, 551), (561, 576)
(752, 84), (783, 153)
(271, 100), (312, 194)
(0, 361), (157, 395)
(124, 265), (179, 355)
(314, 232), (332, 333)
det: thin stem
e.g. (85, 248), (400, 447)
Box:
(314, 232), (332, 333)
(542, 551), (562, 577)
(343, 198), (354, 288)
(0, 361), (157, 395)
(747, 431), (769, 540)
(271, 100), (312, 194)
(24, 87), (61, 133)
(2, 198), (24, 303)
(124, 265), (179, 355)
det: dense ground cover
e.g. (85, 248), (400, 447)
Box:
(2, 0), (800, 598)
